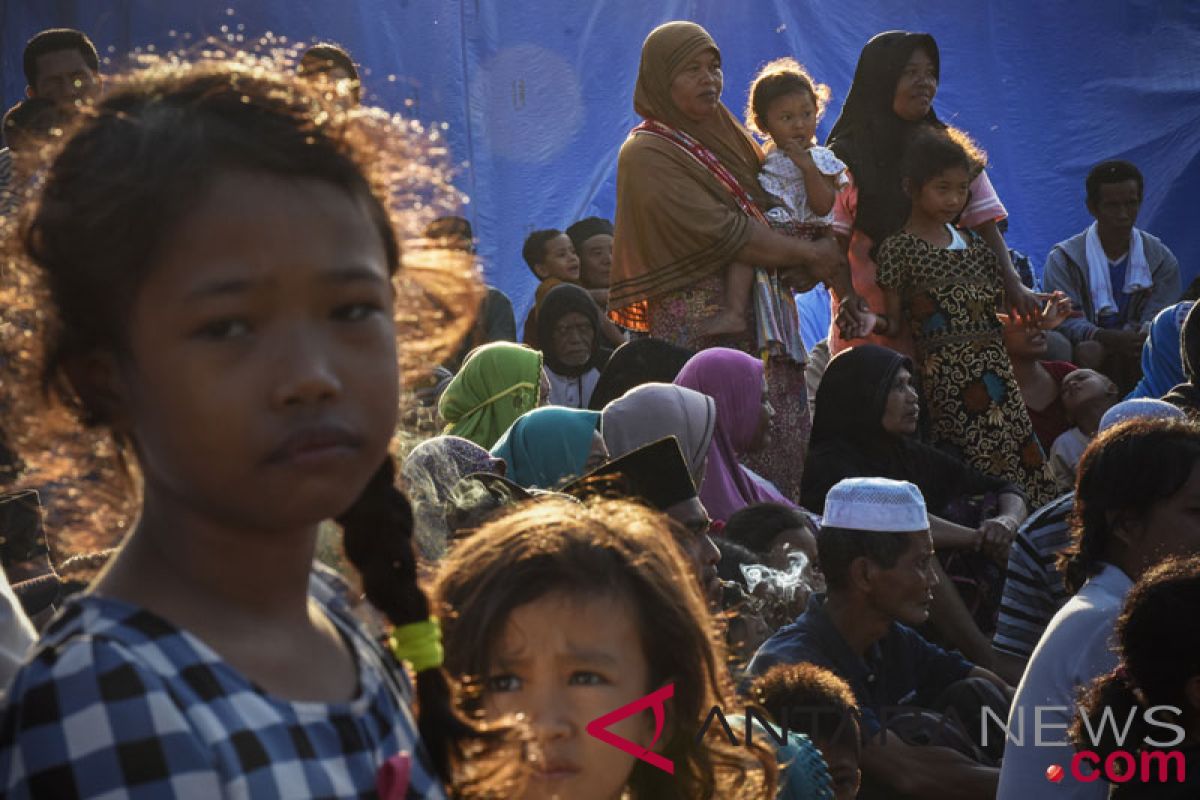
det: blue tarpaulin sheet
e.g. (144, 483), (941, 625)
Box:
(4, 1), (1198, 333)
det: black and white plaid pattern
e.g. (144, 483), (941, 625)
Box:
(0, 572), (445, 798)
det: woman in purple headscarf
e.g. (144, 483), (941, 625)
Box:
(674, 348), (795, 522)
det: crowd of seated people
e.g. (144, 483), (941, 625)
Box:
(1, 19), (1198, 800)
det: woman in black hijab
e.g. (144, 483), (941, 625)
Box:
(536, 283), (611, 408)
(802, 345), (1027, 522)
(586, 337), (695, 411)
(802, 345), (1030, 644)
(823, 32), (1041, 354)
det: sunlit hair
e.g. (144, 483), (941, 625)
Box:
(0, 49), (479, 524)
(745, 56), (831, 140)
(0, 50), (483, 783)
(900, 124), (987, 191)
(434, 498), (779, 800)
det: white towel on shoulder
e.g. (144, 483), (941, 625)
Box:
(1083, 221), (1152, 317)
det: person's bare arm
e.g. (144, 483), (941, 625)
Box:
(929, 559), (994, 668)
(991, 647), (1029, 687)
(974, 492), (1029, 565)
(969, 665), (1015, 701)
(735, 220), (847, 288)
(861, 730), (999, 799)
(797, 155), (837, 217)
(735, 220), (873, 338)
(877, 284), (903, 338)
(975, 219), (1042, 321)
(996, 492), (1028, 527)
(779, 142), (837, 217)
(930, 514), (983, 551)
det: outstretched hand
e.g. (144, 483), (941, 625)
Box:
(1037, 291), (1073, 330)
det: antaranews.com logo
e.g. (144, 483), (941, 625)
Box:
(586, 683), (1191, 785)
(583, 682), (820, 775)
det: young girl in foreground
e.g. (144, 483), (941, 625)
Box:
(703, 58), (847, 338)
(433, 498), (800, 800)
(874, 127), (1059, 505)
(0, 57), (481, 797)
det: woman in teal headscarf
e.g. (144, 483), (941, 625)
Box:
(490, 407), (608, 489)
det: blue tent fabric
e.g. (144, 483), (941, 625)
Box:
(4, 1), (1198, 331)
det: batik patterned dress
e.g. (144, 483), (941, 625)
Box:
(646, 274), (811, 503)
(875, 230), (1058, 507)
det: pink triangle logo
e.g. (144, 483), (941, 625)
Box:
(585, 683), (675, 774)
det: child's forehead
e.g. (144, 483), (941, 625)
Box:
(150, 172), (385, 277)
(770, 90), (815, 107)
(493, 589), (640, 655)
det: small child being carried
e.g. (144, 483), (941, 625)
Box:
(702, 57), (848, 338)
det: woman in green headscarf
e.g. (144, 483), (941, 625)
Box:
(437, 342), (544, 449)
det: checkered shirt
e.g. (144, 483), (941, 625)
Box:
(0, 572), (446, 798)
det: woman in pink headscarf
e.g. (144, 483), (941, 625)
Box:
(675, 348), (794, 522)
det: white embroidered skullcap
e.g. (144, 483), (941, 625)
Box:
(1098, 398), (1185, 433)
(822, 477), (928, 532)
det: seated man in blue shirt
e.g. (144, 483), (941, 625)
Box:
(747, 477), (1012, 799)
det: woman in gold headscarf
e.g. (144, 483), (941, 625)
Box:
(609, 21), (870, 501)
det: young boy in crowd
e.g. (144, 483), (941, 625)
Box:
(748, 477), (1011, 799)
(749, 662), (863, 800)
(520, 228), (580, 348)
(1048, 368), (1120, 489)
(724, 502), (821, 574)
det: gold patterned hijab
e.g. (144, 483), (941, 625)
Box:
(610, 22), (768, 328)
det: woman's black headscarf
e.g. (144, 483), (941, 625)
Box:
(810, 344), (912, 451)
(803, 344), (1017, 513)
(536, 283), (609, 378)
(587, 337), (695, 410)
(826, 31), (943, 244)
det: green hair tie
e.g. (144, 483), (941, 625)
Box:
(389, 617), (444, 673)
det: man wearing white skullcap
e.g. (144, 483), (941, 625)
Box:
(748, 477), (1012, 798)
